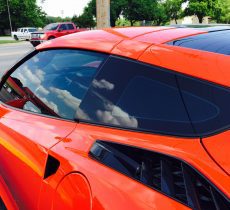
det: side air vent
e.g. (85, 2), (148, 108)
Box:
(89, 141), (230, 210)
(43, 154), (60, 179)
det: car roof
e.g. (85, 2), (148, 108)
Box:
(37, 26), (230, 87)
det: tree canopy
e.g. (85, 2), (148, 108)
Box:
(1, 0), (230, 35)
(184, 0), (218, 23)
(0, 0), (46, 33)
(165, 0), (184, 24)
(212, 0), (230, 23)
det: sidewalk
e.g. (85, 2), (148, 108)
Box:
(0, 36), (13, 41)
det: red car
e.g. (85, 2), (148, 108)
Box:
(0, 26), (230, 210)
(30, 22), (86, 47)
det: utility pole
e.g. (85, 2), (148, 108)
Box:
(6, 0), (12, 33)
(96, 0), (110, 29)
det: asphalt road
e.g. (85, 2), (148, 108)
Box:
(0, 42), (34, 77)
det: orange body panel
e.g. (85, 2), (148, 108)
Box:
(0, 104), (76, 209)
(134, 28), (206, 44)
(39, 123), (228, 210)
(139, 44), (230, 87)
(39, 125), (191, 210)
(202, 130), (230, 175)
(0, 26), (230, 209)
(52, 173), (92, 210)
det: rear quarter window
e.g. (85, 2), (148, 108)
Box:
(77, 56), (195, 136)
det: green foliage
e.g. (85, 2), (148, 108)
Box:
(71, 1), (96, 28)
(165, 0), (183, 24)
(152, 2), (169, 26)
(122, 0), (158, 26)
(0, 0), (46, 34)
(184, 0), (217, 23)
(83, 0), (170, 26)
(44, 16), (71, 25)
(83, 0), (126, 27)
(212, 0), (230, 23)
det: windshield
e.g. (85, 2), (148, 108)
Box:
(44, 23), (59, 31)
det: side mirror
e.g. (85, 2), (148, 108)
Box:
(58, 29), (63, 32)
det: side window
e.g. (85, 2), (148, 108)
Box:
(77, 56), (195, 136)
(0, 50), (108, 120)
(67, 24), (74, 30)
(177, 75), (230, 137)
(59, 24), (67, 31)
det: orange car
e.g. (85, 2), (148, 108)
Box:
(0, 25), (230, 210)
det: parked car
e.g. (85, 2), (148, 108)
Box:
(30, 22), (86, 47)
(0, 26), (230, 210)
(11, 27), (37, 41)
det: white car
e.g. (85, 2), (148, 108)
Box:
(11, 27), (37, 41)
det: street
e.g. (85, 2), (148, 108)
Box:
(0, 42), (34, 77)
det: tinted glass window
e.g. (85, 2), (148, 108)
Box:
(67, 24), (74, 30)
(167, 30), (230, 55)
(77, 56), (194, 136)
(177, 75), (230, 137)
(28, 28), (37, 32)
(0, 50), (107, 120)
(59, 24), (67, 30)
(44, 23), (59, 31)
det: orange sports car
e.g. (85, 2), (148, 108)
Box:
(0, 25), (230, 210)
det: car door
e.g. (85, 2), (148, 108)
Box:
(56, 24), (68, 37)
(0, 49), (108, 209)
(18, 28), (24, 40)
(23, 28), (30, 40)
(66, 23), (76, 35)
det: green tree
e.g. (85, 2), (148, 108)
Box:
(165, 0), (183, 24)
(71, 1), (96, 28)
(45, 16), (71, 25)
(122, 0), (158, 26)
(85, 0), (126, 27)
(152, 1), (170, 26)
(212, 0), (230, 23)
(0, 0), (46, 34)
(72, 12), (96, 28)
(184, 0), (217, 23)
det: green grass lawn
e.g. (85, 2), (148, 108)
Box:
(0, 40), (21, 44)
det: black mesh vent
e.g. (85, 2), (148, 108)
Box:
(89, 141), (230, 210)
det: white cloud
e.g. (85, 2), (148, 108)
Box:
(93, 79), (114, 90)
(37, 86), (49, 95)
(96, 106), (138, 128)
(50, 87), (81, 110)
(39, 96), (59, 114)
(35, 69), (45, 82)
(23, 66), (41, 86)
